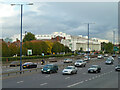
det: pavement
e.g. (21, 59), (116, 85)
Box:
(2, 56), (119, 88)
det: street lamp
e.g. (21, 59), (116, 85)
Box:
(11, 3), (33, 73)
(84, 23), (95, 56)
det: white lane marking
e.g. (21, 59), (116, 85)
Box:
(17, 81), (24, 84)
(67, 81), (83, 87)
(83, 73), (86, 74)
(85, 80), (88, 81)
(89, 78), (91, 80)
(95, 76), (98, 78)
(40, 83), (48, 86)
(65, 77), (70, 79)
(92, 77), (95, 79)
(45, 75), (50, 77)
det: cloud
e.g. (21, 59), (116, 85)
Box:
(1, 2), (118, 42)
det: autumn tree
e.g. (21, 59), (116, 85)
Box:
(2, 42), (10, 57)
(9, 44), (18, 56)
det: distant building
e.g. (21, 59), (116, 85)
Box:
(9, 32), (102, 51)
(91, 38), (109, 43)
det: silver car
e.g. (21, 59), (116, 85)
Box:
(74, 60), (86, 67)
(64, 58), (73, 63)
(62, 66), (77, 75)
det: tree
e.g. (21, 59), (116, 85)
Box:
(51, 42), (65, 54)
(9, 43), (18, 56)
(101, 42), (114, 53)
(2, 42), (10, 57)
(23, 32), (36, 42)
(65, 46), (71, 53)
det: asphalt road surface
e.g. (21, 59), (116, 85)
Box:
(2, 57), (119, 88)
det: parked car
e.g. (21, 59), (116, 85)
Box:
(22, 62), (37, 69)
(64, 58), (73, 63)
(88, 65), (101, 73)
(97, 55), (104, 59)
(105, 58), (114, 65)
(104, 54), (108, 57)
(74, 60), (86, 67)
(41, 64), (58, 74)
(62, 66), (77, 75)
(115, 65), (120, 71)
(10, 61), (20, 67)
(84, 56), (91, 62)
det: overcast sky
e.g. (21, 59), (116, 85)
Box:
(0, 1), (118, 42)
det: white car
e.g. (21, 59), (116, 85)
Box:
(64, 58), (73, 63)
(97, 55), (103, 59)
(74, 60), (86, 67)
(104, 54), (108, 57)
(62, 66), (77, 75)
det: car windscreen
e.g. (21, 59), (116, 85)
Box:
(76, 61), (83, 63)
(44, 65), (52, 68)
(91, 66), (97, 68)
(65, 67), (73, 69)
(11, 61), (19, 64)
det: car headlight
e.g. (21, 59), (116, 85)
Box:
(47, 69), (50, 71)
(41, 69), (43, 71)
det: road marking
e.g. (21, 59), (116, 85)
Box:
(92, 77), (95, 79)
(85, 80), (88, 81)
(83, 73), (86, 74)
(65, 77), (70, 79)
(45, 75), (50, 77)
(67, 81), (84, 87)
(89, 78), (91, 80)
(40, 83), (48, 86)
(17, 81), (24, 84)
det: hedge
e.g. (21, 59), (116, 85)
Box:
(1, 53), (73, 61)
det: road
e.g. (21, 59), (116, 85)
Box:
(2, 56), (119, 88)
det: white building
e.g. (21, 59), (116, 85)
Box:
(10, 32), (102, 51)
(61, 35), (101, 51)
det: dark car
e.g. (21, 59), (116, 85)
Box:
(22, 62), (37, 69)
(88, 65), (101, 73)
(115, 65), (120, 71)
(10, 61), (20, 67)
(112, 54), (116, 57)
(41, 64), (58, 74)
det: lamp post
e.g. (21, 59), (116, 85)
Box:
(84, 23), (95, 56)
(11, 3), (33, 73)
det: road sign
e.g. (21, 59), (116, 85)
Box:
(113, 46), (119, 51)
(27, 49), (32, 56)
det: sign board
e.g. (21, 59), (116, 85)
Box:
(113, 46), (119, 51)
(27, 49), (32, 56)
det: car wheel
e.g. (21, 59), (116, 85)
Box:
(49, 71), (52, 74)
(75, 71), (77, 74)
(84, 65), (86, 67)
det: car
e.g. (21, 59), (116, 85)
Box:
(41, 64), (58, 74)
(97, 55), (104, 59)
(74, 60), (86, 67)
(112, 54), (116, 57)
(118, 56), (120, 62)
(62, 66), (77, 75)
(64, 58), (73, 63)
(109, 56), (114, 61)
(88, 65), (101, 73)
(115, 65), (120, 71)
(105, 58), (114, 65)
(104, 54), (108, 57)
(84, 56), (91, 62)
(22, 62), (37, 69)
(10, 61), (20, 67)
